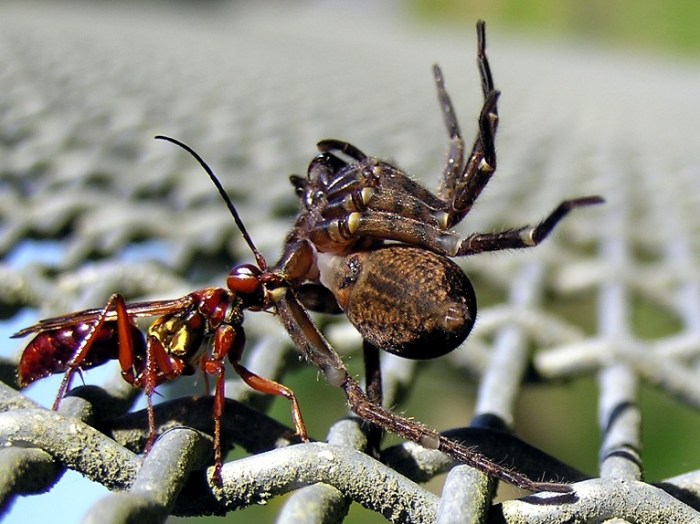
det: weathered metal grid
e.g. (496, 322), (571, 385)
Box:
(1, 2), (700, 523)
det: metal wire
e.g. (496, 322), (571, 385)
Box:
(1, 2), (700, 523)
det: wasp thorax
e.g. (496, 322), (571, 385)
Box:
(147, 310), (205, 360)
(317, 246), (476, 359)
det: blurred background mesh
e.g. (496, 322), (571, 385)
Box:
(1, 1), (700, 523)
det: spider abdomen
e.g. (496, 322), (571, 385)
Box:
(317, 246), (476, 359)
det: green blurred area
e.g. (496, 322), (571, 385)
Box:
(411, 0), (700, 56)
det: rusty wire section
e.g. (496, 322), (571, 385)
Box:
(1, 3), (700, 523)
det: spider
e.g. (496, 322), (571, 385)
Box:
(274, 21), (602, 411)
(257, 20), (603, 491)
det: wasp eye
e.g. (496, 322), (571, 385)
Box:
(227, 264), (262, 295)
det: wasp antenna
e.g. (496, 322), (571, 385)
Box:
(155, 135), (267, 270)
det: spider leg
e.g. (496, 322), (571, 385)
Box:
(476, 19), (495, 97)
(272, 287), (573, 493)
(445, 90), (500, 225)
(306, 211), (451, 254)
(306, 195), (603, 258)
(434, 63), (465, 204)
(437, 20), (500, 227)
(313, 140), (450, 222)
(317, 139), (368, 162)
(307, 152), (348, 189)
(362, 340), (385, 455)
(306, 21), (500, 237)
(455, 196), (605, 256)
(437, 81), (500, 223)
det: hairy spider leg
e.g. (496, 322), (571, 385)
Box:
(436, 21), (500, 225)
(304, 195), (601, 259)
(361, 340), (385, 455)
(316, 139), (368, 162)
(455, 196), (605, 255)
(475, 20), (496, 98)
(272, 287), (573, 493)
(447, 89), (499, 223)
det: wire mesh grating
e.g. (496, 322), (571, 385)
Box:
(1, 3), (700, 523)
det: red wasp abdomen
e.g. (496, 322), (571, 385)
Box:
(18, 322), (145, 388)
